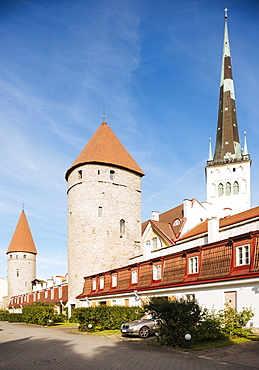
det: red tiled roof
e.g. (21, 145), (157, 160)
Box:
(179, 206), (259, 241)
(6, 211), (37, 254)
(65, 122), (145, 179)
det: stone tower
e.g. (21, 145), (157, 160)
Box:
(206, 10), (251, 218)
(65, 120), (144, 309)
(6, 210), (37, 300)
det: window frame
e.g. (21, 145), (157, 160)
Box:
(131, 269), (138, 285)
(236, 244), (250, 266)
(152, 263), (162, 281)
(188, 256), (199, 275)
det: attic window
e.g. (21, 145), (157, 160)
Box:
(173, 219), (180, 227)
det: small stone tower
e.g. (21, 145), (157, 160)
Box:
(6, 210), (37, 300)
(65, 120), (144, 309)
(206, 10), (251, 218)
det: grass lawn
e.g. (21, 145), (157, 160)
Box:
(53, 322), (79, 327)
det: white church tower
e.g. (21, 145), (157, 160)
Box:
(206, 9), (251, 218)
(6, 210), (37, 300)
(65, 119), (144, 311)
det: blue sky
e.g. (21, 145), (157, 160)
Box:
(0, 0), (259, 281)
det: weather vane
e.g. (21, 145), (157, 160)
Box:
(224, 8), (228, 19)
(103, 106), (106, 121)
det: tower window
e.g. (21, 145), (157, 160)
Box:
(98, 206), (102, 217)
(98, 169), (101, 176)
(233, 181), (239, 195)
(23, 254), (26, 258)
(226, 182), (231, 195)
(16, 270), (20, 277)
(78, 170), (82, 179)
(110, 170), (115, 180)
(120, 219), (125, 234)
(218, 183), (224, 196)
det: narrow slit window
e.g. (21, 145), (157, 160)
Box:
(110, 170), (115, 180)
(78, 170), (82, 179)
(120, 219), (125, 234)
(98, 206), (102, 217)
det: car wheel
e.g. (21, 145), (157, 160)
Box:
(139, 326), (150, 338)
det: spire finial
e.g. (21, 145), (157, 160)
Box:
(102, 106), (106, 122)
(22, 203), (25, 211)
(224, 8), (228, 19)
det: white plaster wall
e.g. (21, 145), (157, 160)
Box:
(206, 160), (251, 218)
(67, 163), (142, 305)
(7, 252), (36, 299)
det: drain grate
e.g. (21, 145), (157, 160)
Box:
(34, 359), (56, 364)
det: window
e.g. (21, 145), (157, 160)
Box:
(112, 274), (117, 288)
(110, 170), (115, 180)
(173, 219), (180, 227)
(92, 279), (97, 291)
(98, 169), (101, 176)
(10, 255), (12, 259)
(78, 170), (82, 179)
(45, 290), (48, 299)
(218, 183), (224, 196)
(233, 181), (239, 194)
(59, 287), (62, 298)
(98, 206), (102, 217)
(120, 219), (125, 234)
(23, 254), (26, 258)
(16, 270), (20, 277)
(51, 288), (54, 300)
(99, 277), (104, 290)
(131, 270), (138, 284)
(241, 179), (247, 194)
(210, 183), (216, 197)
(189, 256), (198, 274)
(152, 237), (158, 250)
(224, 168), (231, 180)
(226, 182), (231, 195)
(153, 264), (162, 280)
(236, 245), (250, 266)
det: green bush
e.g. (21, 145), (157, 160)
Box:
(219, 305), (254, 338)
(53, 313), (66, 323)
(22, 302), (54, 326)
(144, 296), (202, 347)
(7, 313), (23, 323)
(0, 310), (9, 321)
(71, 306), (143, 331)
(196, 308), (227, 341)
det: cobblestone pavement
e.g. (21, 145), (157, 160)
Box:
(0, 322), (258, 370)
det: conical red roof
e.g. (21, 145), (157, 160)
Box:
(65, 122), (145, 180)
(6, 211), (37, 254)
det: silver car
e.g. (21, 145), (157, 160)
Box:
(120, 316), (159, 338)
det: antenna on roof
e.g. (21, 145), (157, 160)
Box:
(102, 106), (106, 122)
(224, 7), (228, 19)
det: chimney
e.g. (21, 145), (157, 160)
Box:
(151, 211), (159, 221)
(208, 217), (220, 244)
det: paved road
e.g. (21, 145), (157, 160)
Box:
(0, 322), (258, 369)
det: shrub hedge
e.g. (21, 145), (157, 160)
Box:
(0, 310), (9, 321)
(22, 302), (55, 326)
(71, 306), (143, 331)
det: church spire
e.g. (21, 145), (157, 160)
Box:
(212, 9), (242, 163)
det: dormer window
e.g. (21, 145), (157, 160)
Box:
(189, 256), (198, 274)
(236, 245), (250, 266)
